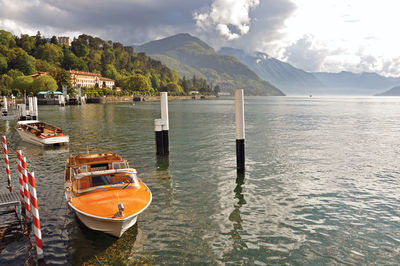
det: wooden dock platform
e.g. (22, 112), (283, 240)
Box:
(0, 192), (23, 245)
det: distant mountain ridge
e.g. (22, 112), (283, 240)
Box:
(312, 72), (400, 95)
(219, 47), (324, 95)
(375, 86), (400, 96)
(136, 33), (284, 96)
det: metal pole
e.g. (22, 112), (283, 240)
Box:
(235, 89), (245, 172)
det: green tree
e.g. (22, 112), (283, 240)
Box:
(150, 74), (160, 90)
(11, 76), (33, 94)
(62, 49), (88, 71)
(36, 43), (63, 65)
(72, 42), (89, 57)
(0, 74), (13, 93)
(121, 74), (154, 95)
(213, 85), (221, 95)
(7, 69), (24, 79)
(50, 36), (58, 45)
(31, 75), (58, 93)
(18, 53), (36, 75)
(162, 82), (184, 94)
(18, 34), (35, 53)
(0, 55), (7, 74)
(103, 64), (121, 81)
(50, 68), (72, 89)
(0, 30), (16, 48)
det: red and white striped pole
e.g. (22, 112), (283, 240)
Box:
(16, 150), (25, 200)
(28, 171), (44, 260)
(22, 156), (31, 219)
(2, 136), (12, 192)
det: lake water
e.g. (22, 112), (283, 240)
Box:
(1, 96), (400, 264)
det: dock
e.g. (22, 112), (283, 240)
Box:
(0, 192), (23, 245)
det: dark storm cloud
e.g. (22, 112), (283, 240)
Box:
(0, 0), (294, 50)
(0, 0), (211, 44)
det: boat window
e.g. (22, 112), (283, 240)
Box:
(90, 163), (109, 171)
(92, 175), (112, 187)
(112, 162), (127, 169)
(73, 165), (87, 175)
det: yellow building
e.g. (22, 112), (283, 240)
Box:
(69, 70), (115, 89)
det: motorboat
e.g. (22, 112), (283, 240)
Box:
(16, 120), (69, 146)
(65, 152), (152, 237)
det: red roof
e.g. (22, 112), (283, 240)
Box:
(69, 70), (100, 77)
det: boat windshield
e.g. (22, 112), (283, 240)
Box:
(75, 173), (136, 192)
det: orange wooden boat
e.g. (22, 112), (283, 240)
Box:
(65, 152), (152, 237)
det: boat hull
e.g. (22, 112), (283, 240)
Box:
(17, 129), (69, 146)
(70, 202), (138, 237)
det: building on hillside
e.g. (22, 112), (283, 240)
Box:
(58, 37), (72, 46)
(30, 72), (49, 78)
(99, 77), (115, 89)
(30, 70), (115, 90)
(68, 70), (115, 89)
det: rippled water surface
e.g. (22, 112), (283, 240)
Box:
(1, 96), (400, 264)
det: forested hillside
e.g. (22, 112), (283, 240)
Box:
(0, 30), (212, 96)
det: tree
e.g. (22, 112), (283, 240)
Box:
(0, 55), (7, 74)
(31, 75), (58, 93)
(35, 31), (46, 47)
(150, 74), (160, 90)
(62, 49), (88, 71)
(0, 74), (13, 93)
(18, 34), (35, 53)
(11, 76), (33, 94)
(0, 30), (16, 48)
(121, 74), (154, 95)
(17, 53), (36, 75)
(103, 64), (121, 81)
(50, 35), (58, 45)
(72, 42), (89, 57)
(36, 43), (63, 65)
(7, 69), (24, 79)
(50, 68), (72, 89)
(162, 82), (183, 94)
(213, 85), (221, 95)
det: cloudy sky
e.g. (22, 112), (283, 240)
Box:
(1, 0), (400, 76)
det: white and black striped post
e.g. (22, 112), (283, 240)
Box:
(235, 89), (245, 172)
(154, 119), (165, 155)
(160, 92), (169, 155)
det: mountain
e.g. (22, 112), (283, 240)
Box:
(135, 33), (284, 96)
(312, 71), (400, 95)
(219, 47), (324, 95)
(375, 86), (400, 96)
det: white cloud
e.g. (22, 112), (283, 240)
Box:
(194, 0), (260, 40)
(273, 0), (400, 76)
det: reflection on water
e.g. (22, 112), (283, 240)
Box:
(1, 97), (400, 264)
